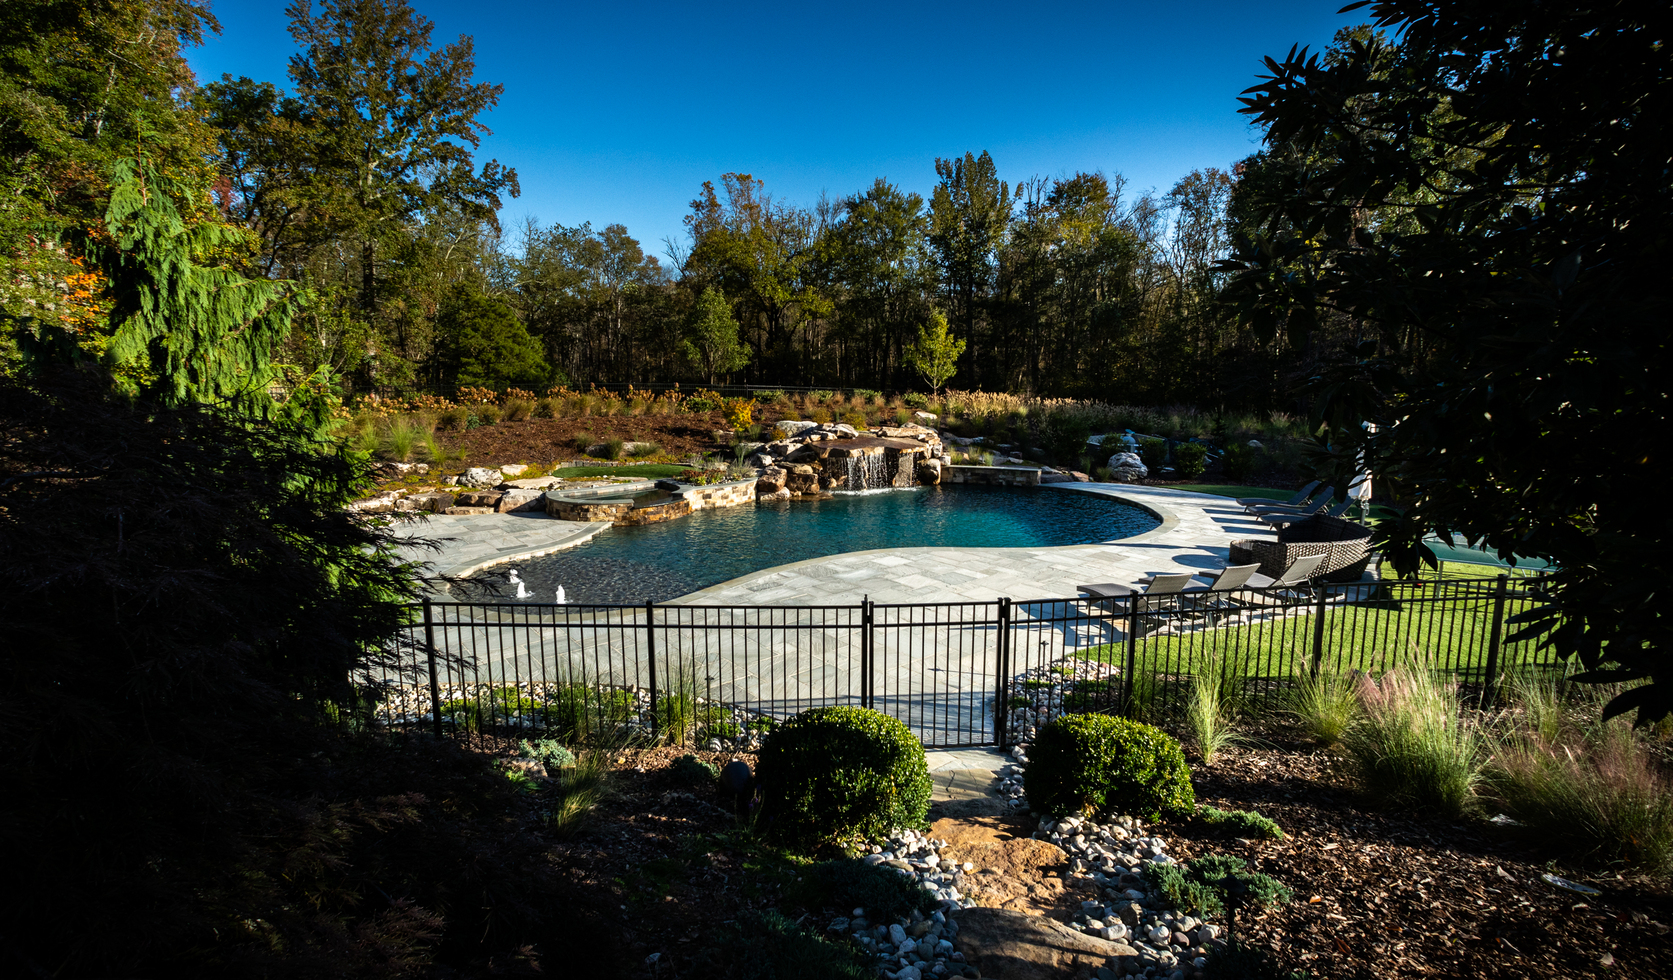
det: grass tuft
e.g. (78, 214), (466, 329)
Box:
(1285, 669), (1359, 748)
(1342, 667), (1483, 816)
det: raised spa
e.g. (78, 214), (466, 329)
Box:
(461, 484), (1159, 604)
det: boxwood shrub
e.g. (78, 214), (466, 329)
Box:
(1024, 713), (1195, 819)
(756, 706), (931, 851)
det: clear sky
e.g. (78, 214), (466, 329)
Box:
(184, 1), (1370, 259)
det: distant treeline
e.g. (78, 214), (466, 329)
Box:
(1, 0), (1370, 415)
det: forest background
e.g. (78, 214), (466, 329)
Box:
(0, 0), (1381, 415)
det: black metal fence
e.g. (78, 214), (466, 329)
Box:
(360, 573), (1557, 750)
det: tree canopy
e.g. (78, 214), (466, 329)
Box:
(1221, 0), (1672, 722)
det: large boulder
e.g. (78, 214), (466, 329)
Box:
(774, 420), (817, 439)
(756, 466), (788, 494)
(913, 410), (938, 423)
(496, 489), (546, 513)
(1105, 452), (1147, 483)
(917, 457), (943, 484)
(499, 463), (529, 477)
(460, 466), (502, 488)
(455, 490), (504, 508)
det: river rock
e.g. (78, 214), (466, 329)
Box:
(1105, 452), (1147, 483)
(952, 908), (1138, 980)
(460, 467), (502, 488)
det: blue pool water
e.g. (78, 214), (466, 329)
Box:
(464, 484), (1158, 604)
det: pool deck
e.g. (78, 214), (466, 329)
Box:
(393, 483), (1276, 602)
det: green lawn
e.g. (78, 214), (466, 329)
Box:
(1056, 575), (1553, 718)
(551, 463), (693, 479)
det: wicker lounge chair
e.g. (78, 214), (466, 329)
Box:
(1229, 514), (1372, 585)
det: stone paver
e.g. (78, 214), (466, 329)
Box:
(389, 511), (611, 579)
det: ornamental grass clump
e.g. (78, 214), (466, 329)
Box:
(1285, 669), (1360, 748)
(1484, 698), (1673, 871)
(1186, 653), (1246, 764)
(1024, 713), (1195, 819)
(1342, 667), (1482, 816)
(755, 706), (931, 852)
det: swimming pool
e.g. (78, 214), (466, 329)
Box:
(459, 484), (1159, 604)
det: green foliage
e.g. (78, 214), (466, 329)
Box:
(1023, 713), (1195, 819)
(687, 909), (873, 980)
(756, 706), (931, 852)
(672, 753), (720, 786)
(1484, 712), (1673, 871)
(1342, 669), (1482, 816)
(1285, 671), (1359, 748)
(1137, 438), (1169, 471)
(801, 858), (938, 921)
(902, 392), (929, 409)
(681, 287), (751, 384)
(685, 388), (725, 412)
(1197, 806), (1285, 840)
(1143, 854), (1292, 916)
(1225, 6), (1672, 722)
(628, 441), (660, 458)
(520, 738), (576, 771)
(550, 463), (690, 479)
(599, 436), (625, 460)
(437, 286), (550, 388)
(1172, 442), (1209, 479)
(474, 402), (503, 424)
(1219, 442), (1259, 482)
(904, 309), (966, 395)
(1186, 654), (1245, 764)
(543, 683), (636, 743)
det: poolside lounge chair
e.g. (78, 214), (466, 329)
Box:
(1237, 481), (1320, 512)
(1259, 497), (1352, 528)
(1249, 486), (1335, 518)
(1077, 573), (1196, 634)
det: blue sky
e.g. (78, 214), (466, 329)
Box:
(185, 1), (1370, 259)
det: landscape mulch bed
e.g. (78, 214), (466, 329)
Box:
(432, 411), (790, 471)
(527, 737), (1672, 980)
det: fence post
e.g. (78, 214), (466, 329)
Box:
(422, 598), (443, 738)
(1482, 574), (1510, 707)
(1309, 584), (1329, 678)
(860, 597), (874, 711)
(1123, 597), (1139, 710)
(994, 598), (1012, 747)
(645, 599), (659, 740)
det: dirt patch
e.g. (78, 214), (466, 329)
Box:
(952, 906), (1138, 980)
(433, 410), (754, 472)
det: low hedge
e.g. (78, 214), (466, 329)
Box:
(755, 706), (931, 851)
(1024, 713), (1195, 819)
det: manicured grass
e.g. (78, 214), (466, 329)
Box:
(550, 463), (693, 478)
(1172, 483), (1294, 500)
(1071, 576), (1551, 700)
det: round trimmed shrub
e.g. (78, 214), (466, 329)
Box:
(756, 706), (931, 851)
(1024, 713), (1195, 819)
